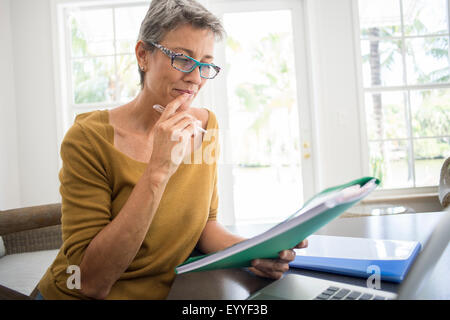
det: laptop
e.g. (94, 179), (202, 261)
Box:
(247, 209), (450, 300)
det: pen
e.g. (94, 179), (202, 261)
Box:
(152, 104), (207, 133)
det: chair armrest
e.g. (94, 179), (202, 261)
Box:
(0, 203), (61, 236)
(0, 284), (31, 300)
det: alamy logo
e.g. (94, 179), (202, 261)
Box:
(366, 265), (381, 290)
(66, 265), (81, 289)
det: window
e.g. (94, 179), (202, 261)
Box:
(61, 1), (149, 127)
(223, 10), (303, 224)
(210, 0), (313, 225)
(357, 0), (450, 189)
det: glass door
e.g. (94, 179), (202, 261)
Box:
(209, 0), (314, 225)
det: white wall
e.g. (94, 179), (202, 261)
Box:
(0, 0), (21, 210)
(305, 0), (365, 191)
(9, 0), (61, 207)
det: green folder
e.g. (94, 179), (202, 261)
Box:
(175, 176), (379, 274)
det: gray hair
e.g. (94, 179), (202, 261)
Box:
(137, 0), (226, 89)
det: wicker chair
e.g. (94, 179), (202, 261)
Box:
(0, 203), (62, 300)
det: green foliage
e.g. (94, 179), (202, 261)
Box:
(73, 59), (111, 104)
(235, 83), (268, 113)
(71, 18), (87, 57)
(233, 32), (294, 115)
(71, 17), (110, 104)
(413, 104), (450, 138)
(226, 36), (241, 52)
(362, 5), (450, 185)
(230, 32), (297, 166)
(414, 138), (450, 159)
(70, 13), (139, 104)
(370, 155), (385, 187)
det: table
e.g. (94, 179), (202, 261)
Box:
(166, 211), (449, 300)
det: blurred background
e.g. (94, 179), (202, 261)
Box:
(0, 0), (448, 225)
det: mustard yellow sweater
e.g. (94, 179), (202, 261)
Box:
(37, 109), (219, 299)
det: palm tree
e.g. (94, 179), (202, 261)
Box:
(367, 27), (386, 183)
(363, 6), (449, 184)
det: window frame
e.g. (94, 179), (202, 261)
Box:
(351, 0), (450, 193)
(51, 0), (150, 170)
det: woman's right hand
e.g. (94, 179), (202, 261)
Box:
(147, 93), (199, 180)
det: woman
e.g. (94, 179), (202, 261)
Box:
(36, 0), (307, 300)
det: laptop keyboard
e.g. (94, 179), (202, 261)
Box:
(314, 286), (388, 300)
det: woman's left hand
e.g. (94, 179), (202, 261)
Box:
(248, 239), (308, 280)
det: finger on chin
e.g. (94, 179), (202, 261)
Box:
(161, 93), (190, 119)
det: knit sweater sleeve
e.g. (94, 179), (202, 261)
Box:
(59, 121), (112, 267)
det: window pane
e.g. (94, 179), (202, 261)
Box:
(358, 0), (402, 38)
(365, 91), (408, 140)
(405, 37), (450, 85)
(410, 89), (450, 137)
(369, 140), (413, 188)
(115, 6), (148, 54)
(414, 138), (450, 186)
(223, 10), (303, 223)
(360, 39), (404, 87)
(72, 57), (115, 104)
(403, 0), (449, 36)
(69, 8), (114, 57)
(358, 0), (449, 189)
(116, 54), (140, 102)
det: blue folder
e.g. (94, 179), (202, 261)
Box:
(289, 235), (421, 283)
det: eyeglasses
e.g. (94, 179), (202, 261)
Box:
(149, 41), (221, 79)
